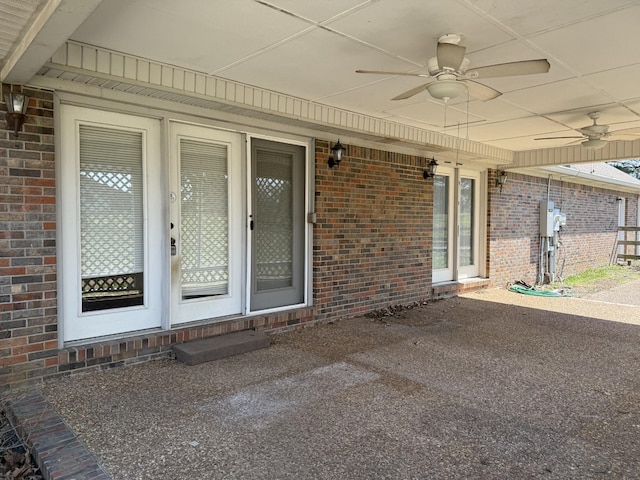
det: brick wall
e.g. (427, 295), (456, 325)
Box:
(487, 170), (638, 288)
(313, 141), (433, 321)
(5, 85), (632, 390)
(0, 88), (435, 390)
(1, 85), (58, 389)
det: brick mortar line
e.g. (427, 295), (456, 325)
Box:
(5, 391), (112, 480)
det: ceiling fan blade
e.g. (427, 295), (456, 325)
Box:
(437, 42), (466, 71)
(463, 79), (501, 101)
(610, 127), (640, 138)
(534, 136), (584, 140)
(392, 83), (432, 101)
(466, 59), (550, 79)
(356, 69), (430, 78)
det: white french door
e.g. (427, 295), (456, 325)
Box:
(433, 171), (454, 283)
(61, 109), (310, 341)
(60, 106), (164, 342)
(169, 123), (243, 324)
(432, 167), (482, 283)
(457, 170), (480, 279)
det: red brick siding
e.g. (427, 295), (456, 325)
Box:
(1, 88), (436, 390)
(313, 141), (433, 321)
(487, 170), (638, 288)
(0, 85), (58, 389)
(6, 85), (631, 390)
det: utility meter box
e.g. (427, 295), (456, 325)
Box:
(540, 201), (555, 237)
(554, 209), (566, 231)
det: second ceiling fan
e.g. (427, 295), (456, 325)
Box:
(356, 34), (550, 102)
(535, 111), (640, 150)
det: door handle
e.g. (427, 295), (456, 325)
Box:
(171, 237), (177, 256)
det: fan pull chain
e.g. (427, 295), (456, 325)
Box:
(466, 89), (470, 139)
(443, 101), (448, 137)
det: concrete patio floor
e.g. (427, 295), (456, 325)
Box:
(23, 284), (640, 478)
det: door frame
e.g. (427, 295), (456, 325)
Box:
(457, 169), (482, 279)
(245, 134), (312, 314)
(432, 166), (486, 283)
(59, 105), (165, 342)
(168, 122), (245, 325)
(432, 167), (455, 283)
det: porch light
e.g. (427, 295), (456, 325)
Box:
(328, 139), (345, 168)
(496, 170), (507, 192)
(4, 92), (29, 138)
(423, 157), (439, 179)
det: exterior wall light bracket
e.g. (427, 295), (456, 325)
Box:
(496, 170), (507, 192)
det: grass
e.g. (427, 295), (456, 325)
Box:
(555, 262), (640, 296)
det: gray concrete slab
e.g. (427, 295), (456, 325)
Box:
(35, 288), (640, 479)
(173, 330), (270, 366)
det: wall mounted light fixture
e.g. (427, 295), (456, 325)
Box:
(4, 93), (29, 138)
(496, 170), (507, 192)
(423, 157), (439, 179)
(328, 139), (345, 168)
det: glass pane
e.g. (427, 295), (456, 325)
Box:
(459, 178), (475, 267)
(433, 175), (449, 269)
(180, 139), (229, 299)
(255, 150), (293, 291)
(79, 125), (144, 311)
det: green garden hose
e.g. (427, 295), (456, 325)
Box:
(508, 284), (571, 297)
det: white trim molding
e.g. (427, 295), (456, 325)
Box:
(32, 40), (513, 165)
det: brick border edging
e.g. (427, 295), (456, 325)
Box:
(5, 391), (111, 480)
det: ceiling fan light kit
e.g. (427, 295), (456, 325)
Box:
(581, 138), (608, 150)
(426, 79), (466, 102)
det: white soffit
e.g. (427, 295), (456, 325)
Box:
(38, 41), (513, 164)
(1, 0), (103, 83)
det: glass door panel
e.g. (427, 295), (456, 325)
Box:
(180, 140), (229, 299)
(433, 171), (454, 283)
(170, 123), (243, 324)
(79, 125), (145, 312)
(458, 171), (480, 279)
(459, 177), (475, 267)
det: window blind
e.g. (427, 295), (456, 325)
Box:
(79, 125), (144, 278)
(180, 139), (229, 297)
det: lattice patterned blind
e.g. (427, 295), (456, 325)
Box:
(255, 150), (293, 290)
(79, 125), (144, 280)
(180, 139), (229, 298)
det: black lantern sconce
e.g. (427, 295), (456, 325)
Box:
(4, 93), (30, 138)
(496, 170), (507, 193)
(423, 157), (439, 179)
(328, 139), (345, 168)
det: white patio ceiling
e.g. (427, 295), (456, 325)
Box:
(2, 0), (640, 167)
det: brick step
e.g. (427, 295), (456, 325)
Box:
(173, 330), (270, 366)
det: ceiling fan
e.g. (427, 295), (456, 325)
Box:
(535, 111), (640, 150)
(356, 33), (550, 102)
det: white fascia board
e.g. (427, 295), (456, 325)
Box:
(511, 165), (640, 194)
(1, 0), (104, 84)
